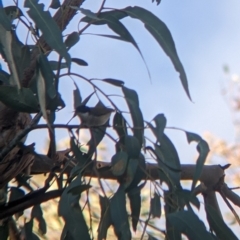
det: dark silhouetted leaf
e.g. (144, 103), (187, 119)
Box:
(122, 86), (144, 146)
(0, 8), (11, 30)
(0, 69), (10, 84)
(102, 78), (124, 87)
(98, 196), (112, 239)
(9, 187), (25, 202)
(49, 0), (60, 9)
(73, 81), (82, 109)
(128, 186), (141, 231)
(38, 54), (56, 98)
(49, 61), (68, 71)
(72, 57), (88, 66)
(124, 135), (141, 158)
(150, 192), (161, 218)
(0, 86), (39, 112)
(205, 205), (238, 240)
(110, 186), (131, 239)
(24, 0), (71, 68)
(111, 151), (128, 176)
(113, 112), (128, 147)
(32, 205), (47, 234)
(167, 210), (213, 240)
(58, 173), (91, 240)
(65, 32), (80, 50)
(36, 67), (48, 121)
(183, 131), (210, 191)
(24, 219), (40, 240)
(0, 225), (8, 240)
(151, 113), (166, 143)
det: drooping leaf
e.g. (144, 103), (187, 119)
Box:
(167, 210), (214, 240)
(111, 151), (128, 176)
(49, 61), (68, 71)
(0, 69), (10, 84)
(175, 189), (200, 210)
(36, 67), (48, 121)
(32, 205), (47, 234)
(79, 8), (100, 20)
(73, 81), (82, 109)
(205, 205), (238, 240)
(183, 131), (210, 191)
(0, 86), (39, 112)
(150, 192), (161, 218)
(24, 219), (40, 240)
(148, 114), (167, 143)
(0, 225), (8, 240)
(38, 54), (56, 99)
(102, 78), (125, 87)
(0, 8), (11, 30)
(58, 173), (91, 240)
(122, 6), (191, 100)
(71, 57), (88, 66)
(110, 186), (131, 239)
(49, 0), (60, 9)
(24, 0), (71, 68)
(98, 195), (112, 239)
(113, 112), (128, 148)
(65, 32), (80, 50)
(128, 185), (142, 231)
(70, 137), (89, 168)
(125, 153), (146, 192)
(122, 86), (144, 146)
(0, 26), (21, 89)
(124, 135), (141, 158)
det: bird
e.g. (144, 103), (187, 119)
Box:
(75, 105), (114, 127)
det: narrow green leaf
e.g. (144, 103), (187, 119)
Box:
(148, 113), (166, 143)
(0, 26), (21, 89)
(79, 8), (100, 20)
(24, 0), (71, 68)
(111, 151), (128, 176)
(110, 186), (131, 240)
(65, 31), (80, 50)
(38, 54), (56, 98)
(0, 86), (39, 112)
(167, 210), (214, 240)
(0, 8), (11, 30)
(58, 174), (91, 240)
(113, 112), (128, 147)
(49, 61), (68, 71)
(122, 86), (144, 146)
(81, 10), (127, 25)
(0, 225), (8, 240)
(36, 67), (48, 121)
(70, 137), (89, 167)
(122, 6), (191, 100)
(150, 192), (161, 218)
(49, 0), (60, 9)
(205, 204), (238, 240)
(71, 57), (88, 66)
(185, 131), (202, 143)
(191, 139), (209, 191)
(98, 196), (112, 239)
(73, 81), (82, 109)
(32, 205), (47, 234)
(124, 135), (141, 158)
(102, 78), (125, 87)
(128, 186), (141, 231)
(0, 69), (10, 84)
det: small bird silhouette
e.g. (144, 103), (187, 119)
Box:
(75, 105), (114, 127)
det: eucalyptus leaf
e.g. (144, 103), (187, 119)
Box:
(71, 57), (88, 66)
(24, 0), (71, 68)
(111, 151), (128, 176)
(65, 31), (80, 50)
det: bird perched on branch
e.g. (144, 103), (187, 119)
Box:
(75, 105), (114, 127)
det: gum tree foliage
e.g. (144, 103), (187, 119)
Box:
(0, 0), (239, 240)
